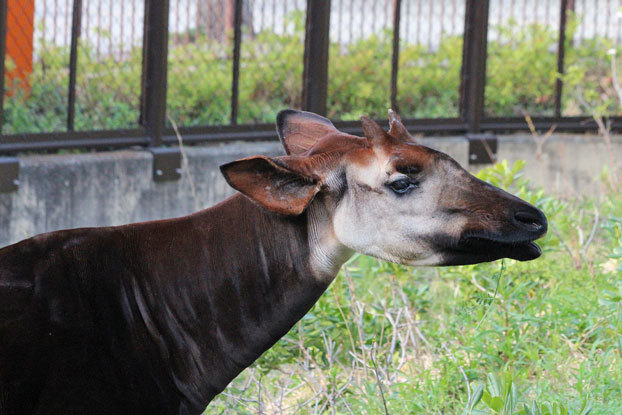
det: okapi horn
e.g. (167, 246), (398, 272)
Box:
(360, 115), (388, 143)
(387, 109), (412, 143)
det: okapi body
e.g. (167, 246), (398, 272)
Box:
(0, 110), (547, 414)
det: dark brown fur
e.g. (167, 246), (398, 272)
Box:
(0, 195), (327, 414)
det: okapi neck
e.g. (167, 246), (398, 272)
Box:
(164, 194), (340, 406)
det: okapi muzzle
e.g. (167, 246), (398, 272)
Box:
(431, 168), (548, 266)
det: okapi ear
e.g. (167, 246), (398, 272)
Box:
(276, 109), (339, 155)
(387, 109), (415, 143)
(220, 155), (321, 216)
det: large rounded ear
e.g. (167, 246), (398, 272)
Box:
(220, 155), (321, 216)
(276, 109), (339, 155)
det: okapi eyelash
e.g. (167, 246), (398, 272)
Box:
(396, 166), (422, 177)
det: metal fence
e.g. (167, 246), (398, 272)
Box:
(0, 0), (621, 155)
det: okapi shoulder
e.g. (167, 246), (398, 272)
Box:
(0, 241), (37, 325)
(0, 227), (126, 327)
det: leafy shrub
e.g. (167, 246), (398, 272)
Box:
(328, 30), (463, 120)
(486, 19), (559, 116)
(2, 14), (620, 134)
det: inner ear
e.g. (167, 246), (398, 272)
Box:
(220, 155), (321, 216)
(276, 110), (339, 155)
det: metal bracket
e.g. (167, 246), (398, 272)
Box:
(150, 148), (181, 182)
(467, 133), (497, 164)
(0, 157), (19, 193)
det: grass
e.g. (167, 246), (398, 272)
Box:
(208, 161), (622, 414)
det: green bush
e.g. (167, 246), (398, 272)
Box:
(486, 19), (559, 116)
(2, 13), (620, 134)
(328, 30), (463, 120)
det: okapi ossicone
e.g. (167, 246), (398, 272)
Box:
(0, 110), (546, 414)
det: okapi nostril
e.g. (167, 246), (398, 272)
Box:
(514, 210), (544, 231)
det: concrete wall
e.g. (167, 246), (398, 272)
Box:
(490, 133), (622, 197)
(1, 134), (620, 247)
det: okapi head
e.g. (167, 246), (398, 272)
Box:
(221, 110), (547, 270)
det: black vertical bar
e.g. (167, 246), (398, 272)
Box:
(0, 0), (7, 134)
(390, 0), (401, 112)
(67, 0), (82, 131)
(230, 0), (242, 125)
(302, 0), (331, 115)
(140, 0), (170, 147)
(555, 0), (568, 119)
(459, 0), (490, 134)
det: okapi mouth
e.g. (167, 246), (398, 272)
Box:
(439, 233), (544, 266)
(460, 235), (541, 260)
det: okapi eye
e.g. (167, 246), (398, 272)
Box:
(388, 178), (415, 194)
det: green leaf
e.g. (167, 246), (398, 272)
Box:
(487, 373), (503, 398)
(467, 384), (485, 412)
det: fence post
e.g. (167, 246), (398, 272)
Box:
(67, 0), (82, 132)
(0, 1), (19, 192)
(230, 0), (242, 125)
(140, 0), (180, 182)
(0, 0), (7, 135)
(140, 0), (170, 147)
(554, 0), (569, 118)
(390, 0), (402, 113)
(460, 0), (496, 164)
(302, 0), (330, 116)
(460, 0), (489, 134)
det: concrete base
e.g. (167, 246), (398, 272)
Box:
(0, 134), (620, 247)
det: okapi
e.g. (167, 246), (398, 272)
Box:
(0, 110), (547, 414)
